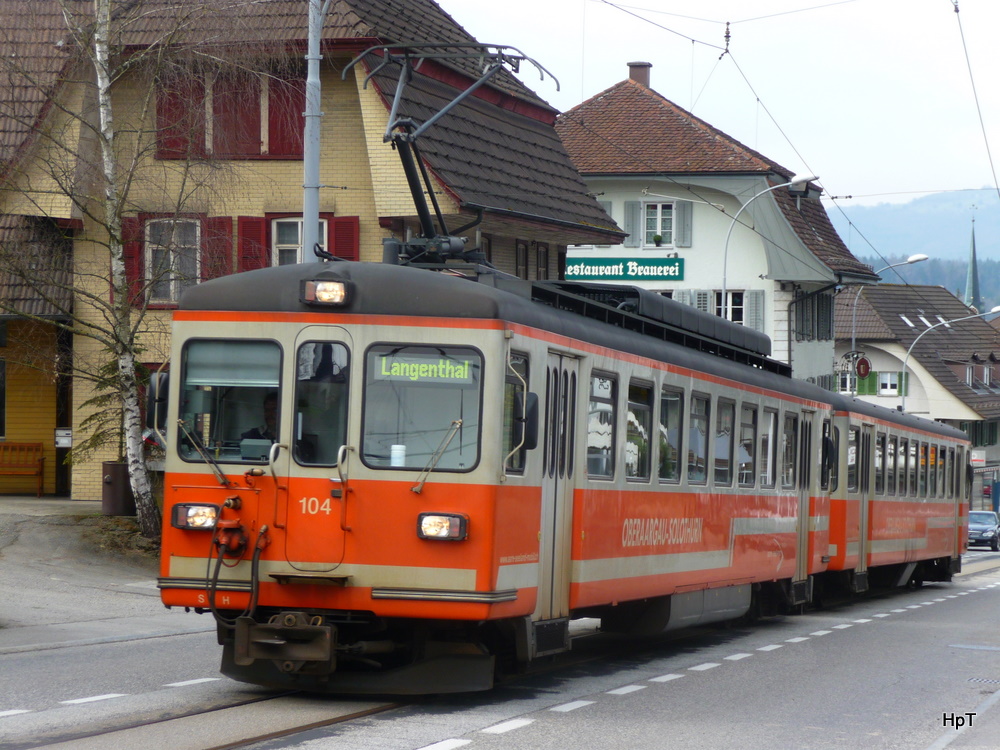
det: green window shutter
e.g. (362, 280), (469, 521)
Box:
(674, 200), (693, 247)
(857, 371), (877, 395)
(623, 201), (641, 248)
(899, 370), (908, 397)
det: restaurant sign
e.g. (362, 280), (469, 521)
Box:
(565, 257), (684, 282)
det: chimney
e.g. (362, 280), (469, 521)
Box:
(628, 61), (651, 87)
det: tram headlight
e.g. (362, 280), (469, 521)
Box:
(417, 513), (468, 541)
(171, 503), (221, 530)
(302, 280), (350, 306)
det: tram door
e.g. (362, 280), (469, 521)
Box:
(794, 411), (814, 586)
(536, 352), (578, 625)
(277, 326), (354, 570)
(856, 424), (874, 583)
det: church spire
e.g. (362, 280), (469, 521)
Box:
(965, 214), (984, 313)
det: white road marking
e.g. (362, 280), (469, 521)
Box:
(551, 700), (595, 711)
(689, 662), (720, 671)
(60, 694), (128, 705)
(0, 710), (31, 718)
(785, 637), (810, 643)
(607, 685), (647, 695)
(810, 630), (832, 636)
(833, 624), (853, 629)
(758, 644), (783, 651)
(419, 741), (471, 750)
(874, 613), (891, 618)
(853, 618), (873, 623)
(163, 678), (222, 688)
(483, 719), (533, 734)
(649, 674), (685, 682)
(724, 653), (753, 661)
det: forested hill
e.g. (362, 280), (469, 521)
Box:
(854, 255), (996, 311)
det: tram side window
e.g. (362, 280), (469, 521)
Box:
(626, 381), (653, 481)
(688, 394), (710, 484)
(937, 444), (946, 497)
(821, 420), (839, 492)
(887, 436), (898, 495)
(760, 409), (778, 488)
(502, 353), (529, 474)
(587, 374), (616, 478)
(738, 404), (757, 487)
(361, 345), (482, 471)
(909, 441), (919, 497)
(781, 413), (798, 489)
(918, 442), (928, 497)
(898, 439), (909, 495)
(847, 428), (859, 492)
(928, 444), (937, 498)
(948, 447), (956, 498)
(294, 342), (349, 466)
(715, 399), (735, 486)
(875, 433), (886, 495)
(178, 339), (282, 464)
(658, 388), (683, 483)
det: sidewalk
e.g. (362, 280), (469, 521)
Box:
(0, 494), (101, 516)
(0, 494), (216, 654)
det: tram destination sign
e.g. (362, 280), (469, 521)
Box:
(375, 353), (476, 384)
(565, 257), (684, 282)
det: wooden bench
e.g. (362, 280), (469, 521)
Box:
(0, 442), (45, 497)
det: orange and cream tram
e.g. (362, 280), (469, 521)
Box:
(154, 259), (970, 694)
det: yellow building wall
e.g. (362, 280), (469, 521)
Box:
(0, 321), (58, 495)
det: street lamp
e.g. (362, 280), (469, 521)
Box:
(720, 173), (818, 320)
(899, 305), (1000, 413)
(850, 253), (929, 393)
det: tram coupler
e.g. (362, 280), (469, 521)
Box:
(214, 518), (247, 557)
(233, 612), (335, 673)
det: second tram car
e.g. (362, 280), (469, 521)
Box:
(154, 259), (969, 694)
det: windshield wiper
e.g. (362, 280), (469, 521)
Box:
(176, 419), (230, 486)
(411, 420), (462, 494)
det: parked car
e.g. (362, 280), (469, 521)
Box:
(968, 510), (1000, 551)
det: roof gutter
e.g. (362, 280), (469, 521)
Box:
(463, 203), (626, 243)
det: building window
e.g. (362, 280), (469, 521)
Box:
(536, 242), (549, 280)
(515, 240), (529, 279)
(271, 217), (328, 265)
(838, 371), (856, 394)
(715, 291), (744, 325)
(146, 219), (200, 303)
(879, 371), (899, 396)
(644, 202), (673, 246)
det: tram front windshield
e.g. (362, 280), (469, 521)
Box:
(177, 338), (350, 466)
(362, 344), (482, 471)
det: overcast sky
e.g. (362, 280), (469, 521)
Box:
(443, 0), (1000, 211)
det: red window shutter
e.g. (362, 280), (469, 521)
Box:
(122, 216), (144, 305)
(330, 216), (360, 261)
(268, 76), (305, 157)
(156, 77), (205, 159)
(238, 217), (269, 271)
(202, 217), (233, 280)
(214, 72), (261, 157)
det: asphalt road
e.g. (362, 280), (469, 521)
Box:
(3, 500), (1000, 750)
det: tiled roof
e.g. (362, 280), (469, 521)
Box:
(837, 284), (1000, 419)
(0, 214), (72, 319)
(369, 62), (621, 242)
(556, 77), (874, 279)
(0, 0), (619, 244)
(0, 0), (74, 172)
(773, 189), (876, 281)
(555, 79), (775, 175)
